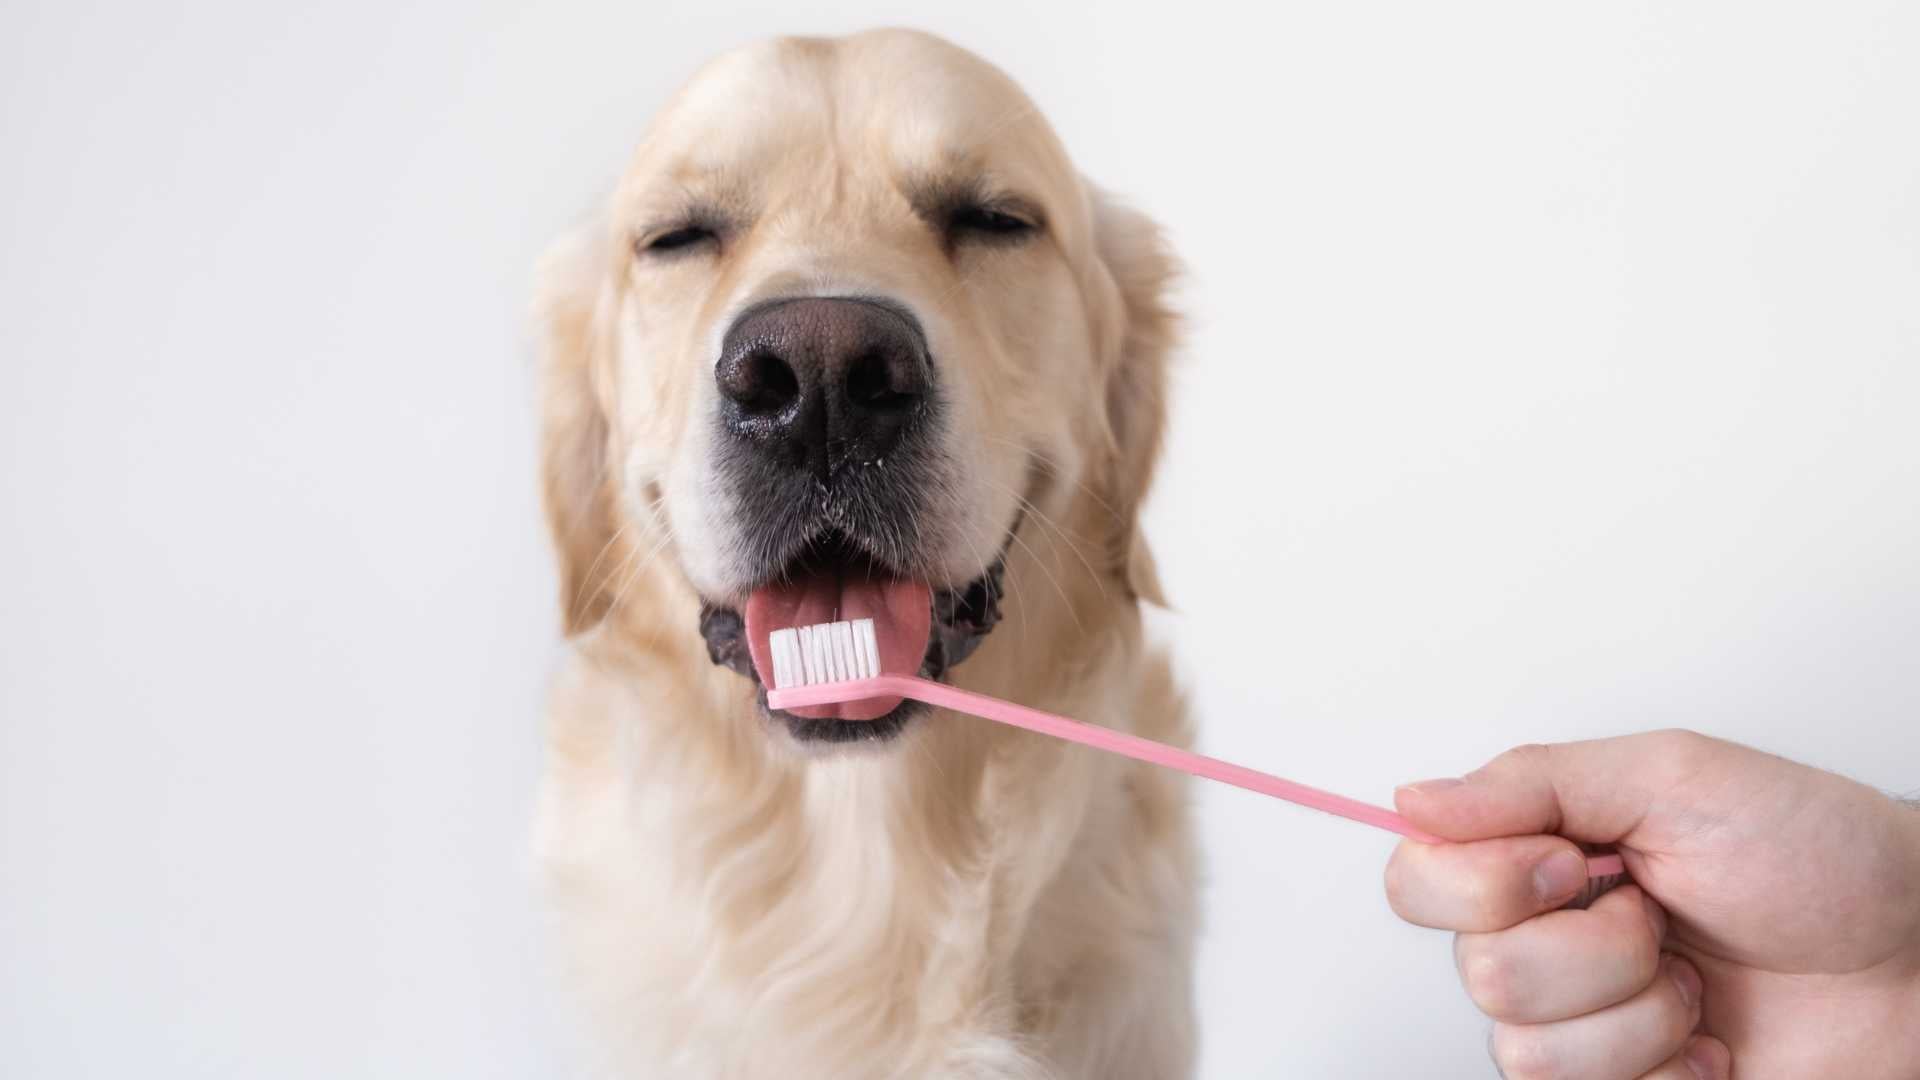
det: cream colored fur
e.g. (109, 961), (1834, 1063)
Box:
(532, 30), (1197, 1079)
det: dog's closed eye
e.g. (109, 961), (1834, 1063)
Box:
(947, 204), (1038, 241)
(636, 222), (721, 258)
(945, 200), (1044, 248)
(906, 175), (1045, 249)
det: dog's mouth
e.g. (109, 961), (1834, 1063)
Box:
(698, 528), (1009, 745)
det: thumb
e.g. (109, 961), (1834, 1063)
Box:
(1392, 730), (1712, 845)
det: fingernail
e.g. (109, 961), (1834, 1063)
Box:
(1683, 1036), (1726, 1080)
(1669, 956), (1702, 1010)
(1532, 849), (1587, 905)
(1396, 778), (1465, 797)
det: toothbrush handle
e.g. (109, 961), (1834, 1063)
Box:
(769, 674), (1625, 880)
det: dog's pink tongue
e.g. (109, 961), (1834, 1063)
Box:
(744, 572), (931, 721)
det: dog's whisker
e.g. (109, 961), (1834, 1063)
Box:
(606, 526), (680, 622)
(979, 434), (1124, 525)
(572, 518), (633, 615)
(998, 512), (1078, 634)
(921, 466), (1028, 659)
(573, 489), (671, 616)
(986, 475), (1093, 562)
(977, 474), (1110, 611)
(636, 536), (686, 660)
(991, 495), (1048, 645)
(973, 481), (1035, 651)
(987, 526), (1031, 656)
(1019, 501), (1110, 607)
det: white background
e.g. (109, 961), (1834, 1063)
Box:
(4, 1), (1916, 1076)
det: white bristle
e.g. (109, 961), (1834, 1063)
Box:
(797, 624), (820, 685)
(854, 619), (879, 677)
(770, 617), (888, 688)
(818, 622), (838, 682)
(809, 624), (829, 683)
(788, 628), (804, 689)
(831, 621), (855, 681)
(769, 628), (799, 689)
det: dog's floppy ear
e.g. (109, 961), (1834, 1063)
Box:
(535, 224), (625, 635)
(1085, 186), (1178, 607)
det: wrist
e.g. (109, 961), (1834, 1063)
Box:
(1902, 970), (1920, 1080)
(1900, 796), (1920, 981)
(1874, 797), (1920, 1078)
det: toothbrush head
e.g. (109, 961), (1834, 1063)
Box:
(743, 571), (930, 722)
(766, 618), (882, 691)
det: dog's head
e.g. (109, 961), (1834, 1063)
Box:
(537, 30), (1175, 748)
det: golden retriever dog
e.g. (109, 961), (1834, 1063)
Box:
(531, 29), (1196, 1078)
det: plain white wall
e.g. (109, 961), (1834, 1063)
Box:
(4, 1), (1916, 1076)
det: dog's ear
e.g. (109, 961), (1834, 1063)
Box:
(535, 224), (625, 635)
(1085, 186), (1178, 607)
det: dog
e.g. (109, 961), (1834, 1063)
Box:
(531, 29), (1197, 1078)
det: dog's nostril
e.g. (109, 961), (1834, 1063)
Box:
(716, 297), (930, 467)
(719, 349), (801, 415)
(845, 349), (917, 413)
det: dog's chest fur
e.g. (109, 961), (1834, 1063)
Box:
(534, 615), (1198, 1079)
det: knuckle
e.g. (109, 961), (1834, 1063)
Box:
(1646, 727), (1713, 763)
(1660, 969), (1701, 1037)
(1456, 937), (1525, 1019)
(1489, 1023), (1560, 1080)
(1461, 870), (1512, 930)
(1625, 918), (1663, 989)
(1598, 887), (1664, 987)
(1657, 1007), (1696, 1054)
(1382, 851), (1416, 917)
(1491, 742), (1553, 775)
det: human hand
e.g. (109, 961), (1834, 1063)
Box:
(1384, 730), (1920, 1079)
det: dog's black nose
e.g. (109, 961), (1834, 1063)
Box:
(715, 297), (931, 479)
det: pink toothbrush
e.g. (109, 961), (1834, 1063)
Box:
(764, 617), (1625, 880)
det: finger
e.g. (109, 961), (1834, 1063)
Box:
(1455, 885), (1669, 1023)
(1635, 1036), (1731, 1080)
(1489, 955), (1704, 1080)
(1395, 729), (1726, 844)
(1386, 833), (1591, 931)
